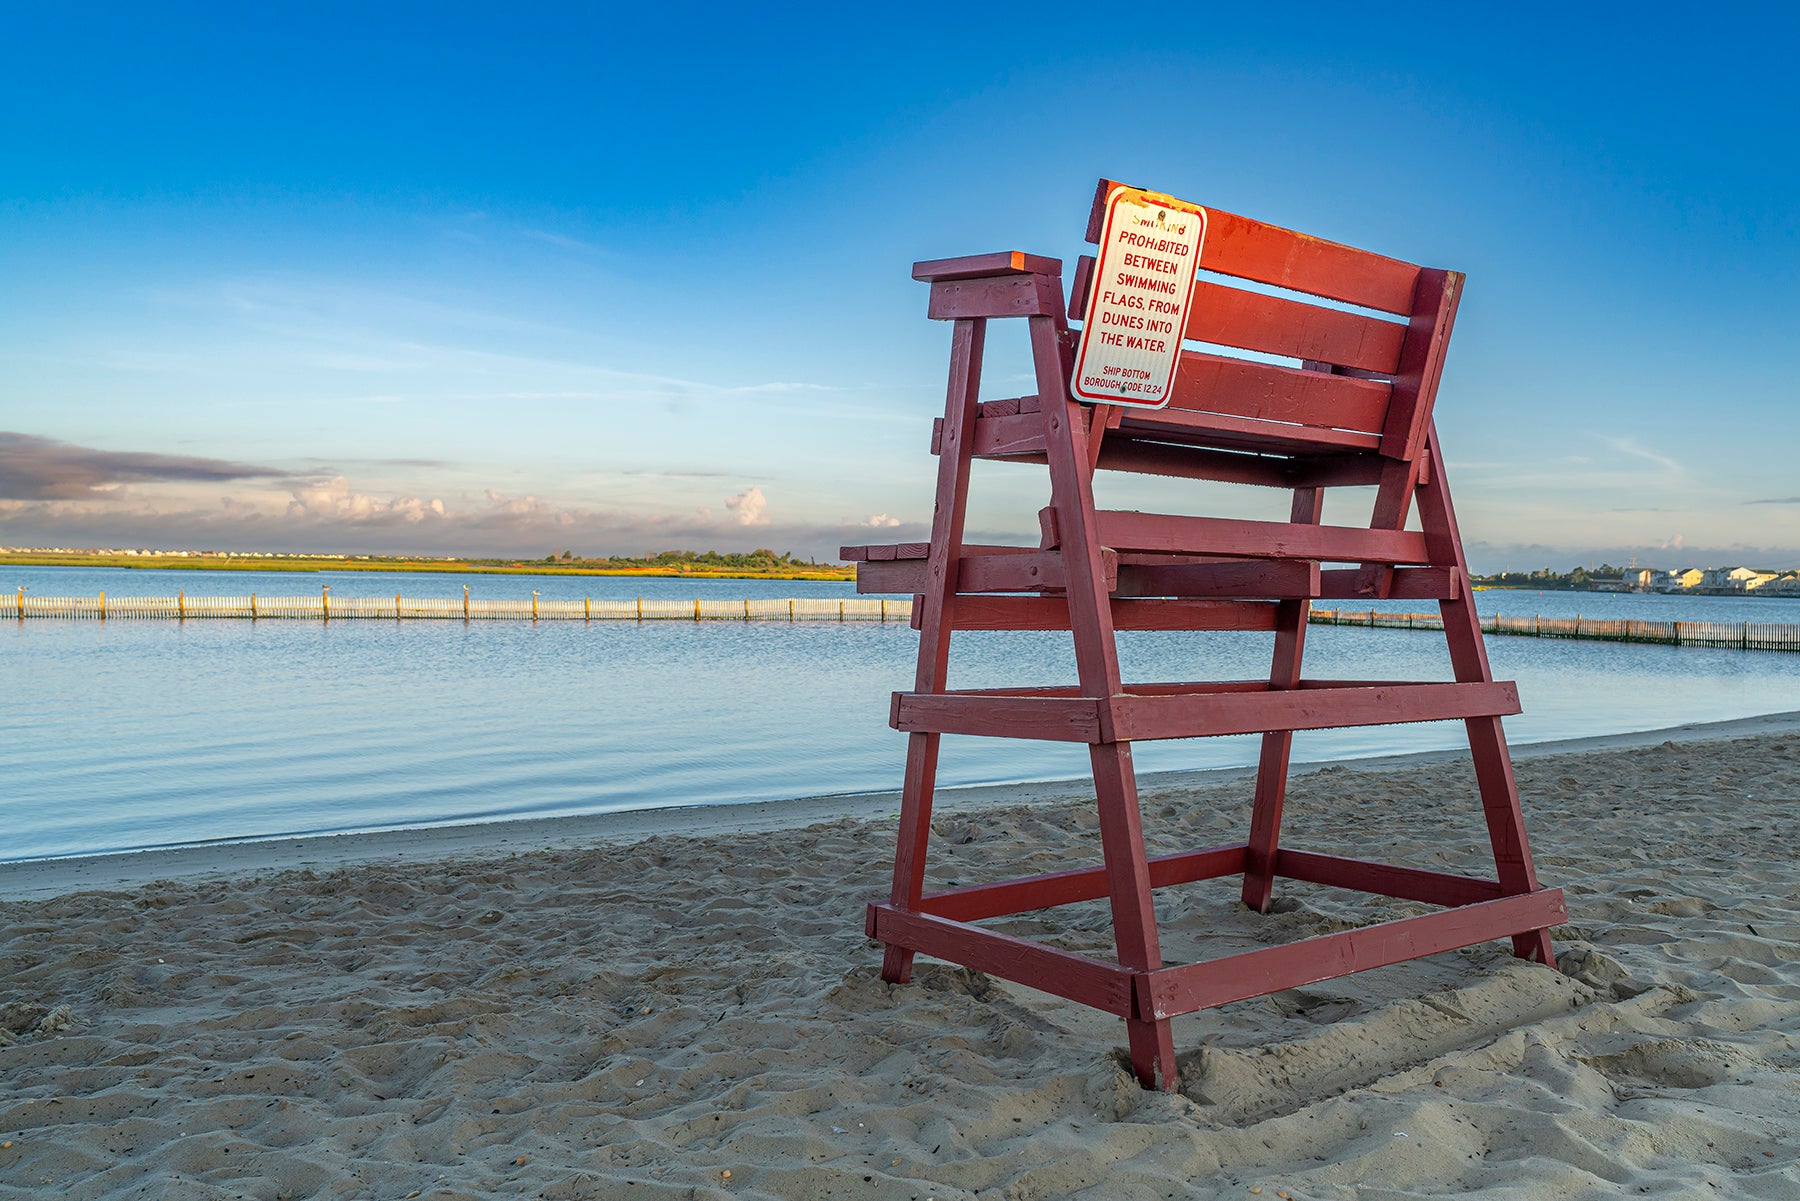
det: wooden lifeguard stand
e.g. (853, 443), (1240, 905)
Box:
(843, 181), (1565, 1091)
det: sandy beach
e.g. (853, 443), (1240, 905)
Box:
(4, 716), (1799, 1200)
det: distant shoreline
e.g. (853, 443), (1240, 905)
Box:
(0, 552), (854, 582)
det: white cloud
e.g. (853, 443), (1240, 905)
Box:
(724, 486), (770, 526)
(286, 476), (446, 524)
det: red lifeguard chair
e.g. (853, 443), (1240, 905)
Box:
(843, 181), (1565, 1090)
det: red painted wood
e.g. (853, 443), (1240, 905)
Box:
(1105, 681), (1521, 742)
(913, 251), (1062, 282)
(945, 596), (1280, 631)
(1182, 280), (1408, 375)
(1095, 441), (1295, 487)
(1114, 559), (1321, 599)
(870, 904), (1136, 1016)
(1241, 486), (1323, 913)
(883, 315), (987, 984)
(1318, 566), (1460, 600)
(979, 413), (1044, 457)
(1031, 271), (1177, 1089)
(855, 549), (1113, 595)
(1087, 179), (1422, 315)
(1284, 455), (1390, 488)
(929, 273), (1062, 320)
(869, 182), (1556, 1089)
(1069, 253), (1096, 320)
(1379, 270), (1462, 464)
(1092, 510), (1432, 564)
(1169, 351), (1392, 434)
(1274, 850), (1505, 907)
(1418, 422), (1554, 965)
(920, 843), (1249, 922)
(892, 691), (1104, 742)
(841, 542), (929, 563)
(895, 680), (1518, 743)
(1115, 407), (1383, 455)
(1138, 890), (1568, 1019)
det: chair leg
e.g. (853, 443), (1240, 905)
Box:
(882, 731), (941, 983)
(1465, 715), (1555, 964)
(884, 317), (985, 980)
(1092, 742), (1176, 1089)
(1418, 424), (1554, 965)
(1242, 726), (1297, 915)
(1242, 489), (1322, 913)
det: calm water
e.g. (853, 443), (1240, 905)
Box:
(5, 566), (1800, 862)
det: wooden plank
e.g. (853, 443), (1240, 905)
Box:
(840, 542), (928, 563)
(1183, 280), (1407, 375)
(1169, 351), (1392, 434)
(913, 251), (1062, 283)
(1093, 440), (1293, 487)
(1275, 850), (1505, 907)
(892, 691), (1104, 741)
(1069, 253), (1096, 318)
(929, 273), (1062, 320)
(1379, 269), (1462, 463)
(1090, 441), (1389, 489)
(1105, 680), (1521, 742)
(971, 412), (1048, 457)
(1286, 455), (1390, 488)
(1137, 890), (1568, 1019)
(855, 550), (1116, 595)
(1318, 566), (1460, 600)
(883, 315), (988, 986)
(1116, 407), (1382, 455)
(919, 843), (1250, 923)
(1087, 179), (1421, 315)
(1417, 422), (1553, 965)
(1242, 486), (1322, 913)
(1091, 510), (1431, 564)
(869, 904), (1135, 1016)
(1114, 559), (1320, 599)
(941, 596), (1279, 632)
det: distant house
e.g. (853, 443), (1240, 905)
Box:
(1701, 566), (1770, 591)
(1756, 573), (1800, 596)
(1665, 568), (1706, 591)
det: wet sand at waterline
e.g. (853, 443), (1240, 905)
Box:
(4, 715), (1799, 1199)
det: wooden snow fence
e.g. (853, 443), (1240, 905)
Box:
(2, 590), (909, 623)
(1310, 609), (1800, 651)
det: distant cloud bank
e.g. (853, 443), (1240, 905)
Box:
(0, 432), (288, 500)
(0, 432), (926, 560)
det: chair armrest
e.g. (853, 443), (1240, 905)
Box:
(912, 251), (1062, 282)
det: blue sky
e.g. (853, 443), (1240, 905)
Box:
(2, 3), (1795, 570)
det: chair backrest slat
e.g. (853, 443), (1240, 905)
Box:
(1183, 280), (1407, 376)
(1072, 265), (1411, 377)
(1171, 353), (1391, 433)
(1079, 180), (1456, 457)
(1087, 179), (1421, 315)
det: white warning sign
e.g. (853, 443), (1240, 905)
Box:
(1070, 187), (1207, 409)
